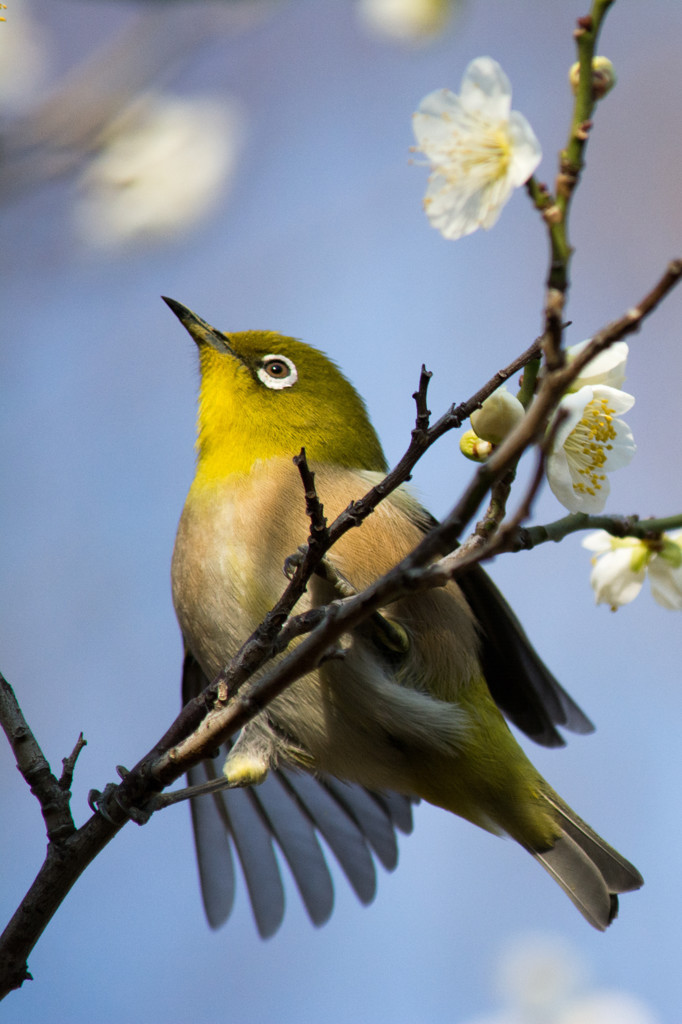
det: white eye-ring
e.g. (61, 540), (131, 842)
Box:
(257, 354), (298, 390)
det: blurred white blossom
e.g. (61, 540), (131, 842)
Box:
(498, 933), (583, 1016)
(461, 933), (660, 1024)
(557, 991), (660, 1024)
(583, 529), (682, 610)
(546, 385), (635, 513)
(74, 93), (244, 248)
(0, 0), (51, 111)
(356, 0), (460, 43)
(412, 57), (541, 240)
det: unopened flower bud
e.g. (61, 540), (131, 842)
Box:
(470, 388), (525, 445)
(569, 56), (617, 100)
(460, 429), (493, 462)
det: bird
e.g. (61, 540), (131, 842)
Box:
(164, 295), (643, 938)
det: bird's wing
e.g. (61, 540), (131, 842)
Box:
(457, 564), (594, 747)
(402, 503), (594, 747)
(181, 651), (415, 937)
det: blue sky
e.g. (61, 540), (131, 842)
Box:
(1, 1), (681, 1021)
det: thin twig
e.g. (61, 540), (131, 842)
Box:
(485, 433), (555, 560)
(59, 734), (87, 792)
(293, 447), (329, 548)
(412, 365), (433, 435)
(0, 673), (77, 844)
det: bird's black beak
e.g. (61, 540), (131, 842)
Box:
(162, 296), (234, 355)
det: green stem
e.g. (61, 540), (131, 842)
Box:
(550, 0), (616, 292)
(517, 510), (682, 550)
(516, 356), (540, 409)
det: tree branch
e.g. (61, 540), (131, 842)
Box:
(515, 511), (682, 551)
(1, 260), (680, 999)
(0, 673), (78, 844)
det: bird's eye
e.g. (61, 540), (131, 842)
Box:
(257, 354), (298, 390)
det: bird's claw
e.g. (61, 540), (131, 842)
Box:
(88, 768), (156, 826)
(283, 544), (308, 579)
(88, 783), (120, 822)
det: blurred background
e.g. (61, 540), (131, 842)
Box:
(1, 1), (681, 1021)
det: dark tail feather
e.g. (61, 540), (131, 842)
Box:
(533, 794), (643, 930)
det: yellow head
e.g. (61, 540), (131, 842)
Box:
(164, 297), (387, 483)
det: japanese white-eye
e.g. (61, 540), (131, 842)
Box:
(165, 297), (642, 938)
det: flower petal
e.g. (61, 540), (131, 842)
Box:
(582, 530), (615, 554)
(459, 57), (512, 120)
(423, 173), (483, 238)
(601, 416), (636, 472)
(568, 340), (629, 391)
(590, 547), (646, 608)
(413, 90), (464, 154)
(591, 384), (635, 416)
(546, 445), (590, 511)
(506, 110), (542, 185)
(648, 558), (682, 610)
(551, 387), (591, 447)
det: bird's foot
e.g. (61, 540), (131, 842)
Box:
(88, 766), (156, 825)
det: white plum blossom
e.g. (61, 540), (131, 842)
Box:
(546, 384), (635, 513)
(412, 57), (542, 240)
(582, 534), (647, 610)
(566, 339), (629, 392)
(584, 529), (682, 611)
(545, 340), (635, 513)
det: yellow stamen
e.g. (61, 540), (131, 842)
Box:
(564, 396), (618, 496)
(440, 118), (512, 186)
